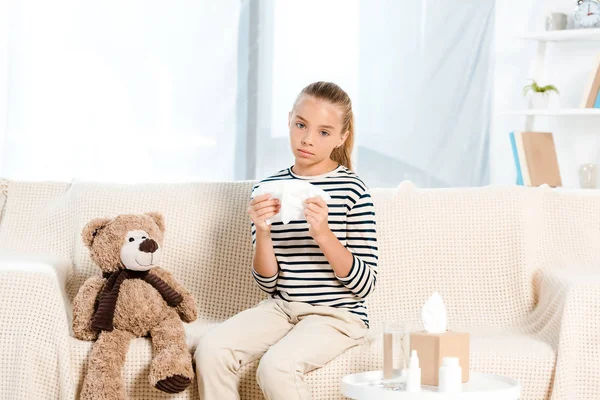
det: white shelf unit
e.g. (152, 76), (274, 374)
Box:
(502, 29), (600, 131)
(501, 26), (600, 189)
(519, 27), (600, 42)
(502, 108), (600, 116)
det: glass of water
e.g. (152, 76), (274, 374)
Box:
(382, 321), (411, 383)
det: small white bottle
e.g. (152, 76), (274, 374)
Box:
(438, 357), (462, 393)
(405, 350), (421, 392)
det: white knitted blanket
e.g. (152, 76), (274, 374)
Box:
(0, 180), (599, 399)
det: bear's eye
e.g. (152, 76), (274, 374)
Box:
(142, 236), (146, 239)
(129, 237), (134, 242)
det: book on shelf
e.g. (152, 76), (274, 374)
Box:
(581, 53), (600, 108)
(515, 131), (531, 186)
(509, 131), (562, 187)
(509, 132), (524, 185)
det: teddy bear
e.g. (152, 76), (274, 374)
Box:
(72, 212), (198, 399)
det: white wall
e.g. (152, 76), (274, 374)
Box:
(492, 0), (600, 188)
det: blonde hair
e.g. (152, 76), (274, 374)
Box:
(293, 81), (355, 171)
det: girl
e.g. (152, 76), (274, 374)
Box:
(196, 81), (378, 400)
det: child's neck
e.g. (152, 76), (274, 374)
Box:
(292, 160), (339, 177)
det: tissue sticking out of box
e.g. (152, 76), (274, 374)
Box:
(422, 292), (447, 334)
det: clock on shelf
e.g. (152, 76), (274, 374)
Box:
(574, 0), (600, 28)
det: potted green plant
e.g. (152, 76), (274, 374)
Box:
(523, 79), (559, 109)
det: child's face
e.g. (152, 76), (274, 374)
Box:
(288, 95), (348, 167)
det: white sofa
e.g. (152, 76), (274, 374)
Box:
(0, 178), (599, 400)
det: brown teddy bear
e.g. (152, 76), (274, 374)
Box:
(73, 212), (198, 399)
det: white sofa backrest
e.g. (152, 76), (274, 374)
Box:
(0, 181), (73, 259)
(368, 184), (600, 329)
(1, 180), (599, 328)
(534, 189), (600, 270)
(369, 184), (536, 329)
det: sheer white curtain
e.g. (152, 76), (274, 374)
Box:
(255, 0), (494, 187)
(0, 0), (245, 182)
(0, 0), (494, 187)
(358, 1), (494, 187)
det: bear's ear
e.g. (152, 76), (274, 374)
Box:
(81, 217), (112, 249)
(145, 212), (165, 234)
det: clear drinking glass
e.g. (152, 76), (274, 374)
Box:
(382, 321), (411, 384)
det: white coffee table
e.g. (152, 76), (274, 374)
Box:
(342, 370), (521, 400)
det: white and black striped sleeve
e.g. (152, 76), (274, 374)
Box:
(335, 190), (378, 298)
(251, 219), (279, 294)
(252, 267), (278, 294)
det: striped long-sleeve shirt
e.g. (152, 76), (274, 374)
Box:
(251, 164), (378, 327)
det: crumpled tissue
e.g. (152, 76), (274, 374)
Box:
(251, 180), (331, 225)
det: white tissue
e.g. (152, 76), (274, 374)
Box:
(422, 292), (448, 334)
(251, 180), (332, 225)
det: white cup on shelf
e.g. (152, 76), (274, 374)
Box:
(546, 12), (568, 30)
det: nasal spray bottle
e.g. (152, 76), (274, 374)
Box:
(405, 349), (421, 392)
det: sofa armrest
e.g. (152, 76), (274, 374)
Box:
(0, 251), (72, 330)
(0, 251), (76, 399)
(528, 267), (600, 399)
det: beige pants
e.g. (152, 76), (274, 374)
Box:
(194, 298), (367, 400)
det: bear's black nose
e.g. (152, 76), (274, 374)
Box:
(139, 238), (158, 253)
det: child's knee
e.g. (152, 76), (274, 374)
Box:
(194, 332), (231, 372)
(256, 349), (299, 387)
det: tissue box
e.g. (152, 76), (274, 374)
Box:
(409, 331), (469, 386)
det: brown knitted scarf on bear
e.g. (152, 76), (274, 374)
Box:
(92, 269), (183, 332)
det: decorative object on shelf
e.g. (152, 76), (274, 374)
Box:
(580, 53), (600, 108)
(546, 12), (568, 30)
(578, 163), (597, 188)
(574, 0), (600, 29)
(523, 79), (559, 109)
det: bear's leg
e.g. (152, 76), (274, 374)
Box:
(80, 329), (133, 400)
(148, 312), (193, 393)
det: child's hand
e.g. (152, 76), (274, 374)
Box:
(248, 193), (280, 233)
(304, 197), (331, 240)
